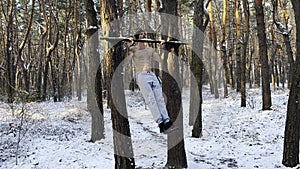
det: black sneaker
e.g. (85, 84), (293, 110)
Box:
(158, 121), (178, 134)
(163, 121), (173, 131)
(159, 122), (165, 133)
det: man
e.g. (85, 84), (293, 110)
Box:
(127, 31), (176, 134)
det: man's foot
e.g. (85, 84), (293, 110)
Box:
(158, 121), (178, 134)
(159, 122), (165, 133)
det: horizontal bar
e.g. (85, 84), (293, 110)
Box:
(100, 37), (188, 45)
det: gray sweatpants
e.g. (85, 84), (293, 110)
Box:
(136, 71), (170, 124)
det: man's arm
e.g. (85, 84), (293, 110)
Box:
(127, 50), (133, 59)
(126, 46), (137, 59)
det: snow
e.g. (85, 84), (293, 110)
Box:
(0, 87), (299, 169)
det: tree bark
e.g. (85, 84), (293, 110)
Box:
(282, 0), (300, 167)
(273, 0), (295, 89)
(110, 44), (135, 169)
(74, 0), (82, 100)
(221, 0), (229, 98)
(161, 0), (187, 168)
(60, 6), (72, 101)
(208, 1), (219, 99)
(1, 0), (15, 103)
(85, 0), (104, 142)
(253, 37), (261, 88)
(100, 0), (135, 168)
(254, 0), (272, 110)
(228, 31), (235, 90)
(190, 0), (209, 138)
(235, 0), (242, 93)
(17, 0), (35, 94)
(39, 0), (59, 101)
(241, 0), (249, 107)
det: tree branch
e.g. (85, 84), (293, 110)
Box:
(0, 0), (8, 24)
(19, 0), (35, 53)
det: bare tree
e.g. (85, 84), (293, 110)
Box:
(190, 0), (209, 138)
(221, 0), (229, 98)
(254, 0), (272, 110)
(208, 1), (219, 99)
(74, 0), (83, 101)
(273, 0), (295, 89)
(16, 0), (35, 94)
(241, 0), (250, 107)
(235, 0), (242, 93)
(100, 0), (135, 168)
(1, 0), (15, 103)
(160, 0), (187, 167)
(40, 0), (59, 101)
(85, 0), (104, 142)
(282, 0), (300, 167)
(60, 0), (73, 101)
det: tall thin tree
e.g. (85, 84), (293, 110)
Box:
(191, 0), (210, 138)
(235, 0), (242, 93)
(160, 0), (188, 167)
(254, 0), (272, 110)
(100, 0), (135, 168)
(273, 0), (295, 89)
(1, 0), (15, 103)
(208, 1), (219, 99)
(282, 0), (300, 167)
(221, 0), (229, 98)
(17, 0), (35, 93)
(85, 0), (104, 142)
(40, 0), (59, 102)
(241, 0), (250, 107)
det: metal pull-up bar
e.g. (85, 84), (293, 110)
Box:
(100, 37), (188, 45)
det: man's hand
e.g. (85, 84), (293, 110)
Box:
(128, 37), (134, 42)
(125, 37), (134, 46)
(158, 40), (166, 48)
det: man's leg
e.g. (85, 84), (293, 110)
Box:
(150, 75), (178, 133)
(137, 73), (163, 124)
(151, 79), (170, 123)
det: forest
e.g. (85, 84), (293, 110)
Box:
(1, 0), (300, 168)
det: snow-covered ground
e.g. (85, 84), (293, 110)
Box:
(0, 86), (298, 169)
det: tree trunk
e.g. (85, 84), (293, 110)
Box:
(208, 1), (219, 99)
(42, 55), (50, 101)
(39, 0), (59, 101)
(227, 3), (235, 90)
(221, 0), (229, 98)
(74, 0), (82, 100)
(241, 0), (249, 107)
(190, 0), (208, 138)
(228, 31), (235, 90)
(146, 0), (151, 14)
(60, 7), (72, 101)
(253, 37), (261, 88)
(270, 29), (278, 91)
(161, 1), (187, 168)
(235, 0), (242, 93)
(50, 50), (59, 102)
(85, 0), (104, 142)
(254, 0), (272, 110)
(248, 41), (254, 89)
(1, 0), (15, 103)
(273, 0), (295, 89)
(109, 44), (135, 169)
(99, 0), (135, 168)
(16, 0), (35, 94)
(282, 0), (300, 167)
